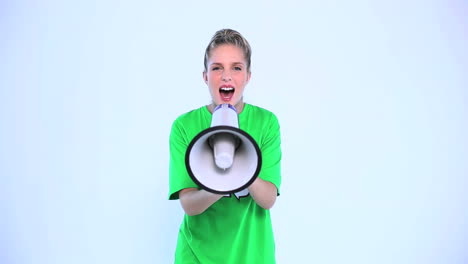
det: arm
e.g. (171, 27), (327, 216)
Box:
(248, 177), (278, 209)
(179, 188), (223, 216)
(248, 112), (281, 210)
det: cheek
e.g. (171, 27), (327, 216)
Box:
(208, 74), (220, 84)
(234, 76), (248, 88)
(209, 80), (218, 90)
(209, 83), (219, 96)
(236, 72), (248, 82)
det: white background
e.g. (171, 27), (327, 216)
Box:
(1, 0), (467, 263)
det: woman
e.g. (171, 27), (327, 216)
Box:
(168, 29), (282, 264)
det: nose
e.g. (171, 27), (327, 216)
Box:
(222, 70), (232, 81)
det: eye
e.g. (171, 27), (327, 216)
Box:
(234, 66), (242, 71)
(211, 66), (221, 71)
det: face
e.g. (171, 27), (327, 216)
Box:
(203, 44), (251, 112)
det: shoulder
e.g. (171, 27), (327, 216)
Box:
(174, 106), (207, 122)
(170, 106), (212, 141)
(244, 103), (280, 124)
(172, 106), (210, 127)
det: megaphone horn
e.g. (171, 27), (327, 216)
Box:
(185, 104), (262, 194)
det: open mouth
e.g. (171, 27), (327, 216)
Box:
(219, 86), (235, 102)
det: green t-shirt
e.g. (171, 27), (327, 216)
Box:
(168, 103), (282, 264)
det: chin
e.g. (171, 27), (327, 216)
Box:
(214, 97), (242, 107)
(221, 101), (238, 107)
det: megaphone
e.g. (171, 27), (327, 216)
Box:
(185, 104), (262, 194)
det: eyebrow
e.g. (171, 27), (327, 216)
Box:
(210, 62), (245, 66)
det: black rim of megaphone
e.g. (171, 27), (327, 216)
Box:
(185, 125), (262, 195)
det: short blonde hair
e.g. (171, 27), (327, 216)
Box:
(204, 29), (252, 72)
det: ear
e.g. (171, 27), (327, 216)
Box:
(246, 71), (252, 83)
(203, 71), (208, 84)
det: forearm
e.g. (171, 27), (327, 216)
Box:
(179, 188), (223, 216)
(248, 178), (278, 209)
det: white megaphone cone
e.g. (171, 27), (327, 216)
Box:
(185, 104), (262, 194)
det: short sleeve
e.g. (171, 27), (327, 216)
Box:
(258, 113), (282, 194)
(168, 119), (198, 200)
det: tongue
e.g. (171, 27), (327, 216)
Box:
(220, 91), (234, 102)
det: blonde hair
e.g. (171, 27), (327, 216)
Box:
(204, 29), (252, 72)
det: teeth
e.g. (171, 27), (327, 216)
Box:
(220, 87), (234, 92)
